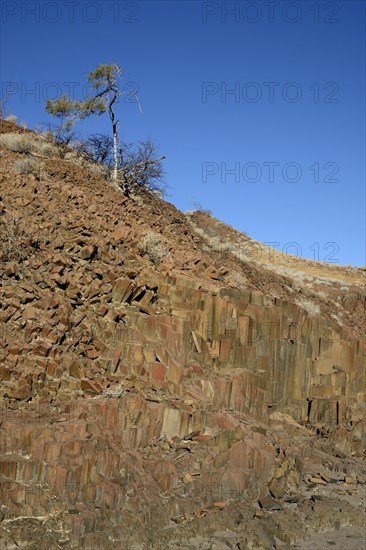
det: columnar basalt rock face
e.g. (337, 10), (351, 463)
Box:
(0, 122), (365, 548)
(1, 273), (364, 547)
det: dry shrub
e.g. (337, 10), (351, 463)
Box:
(86, 163), (110, 178)
(0, 133), (36, 154)
(100, 386), (124, 398)
(190, 201), (213, 216)
(37, 141), (59, 157)
(72, 155), (110, 178)
(0, 217), (30, 262)
(13, 158), (42, 179)
(4, 114), (17, 123)
(231, 270), (248, 289)
(35, 131), (64, 157)
(0, 132), (59, 158)
(137, 231), (169, 265)
(295, 298), (320, 317)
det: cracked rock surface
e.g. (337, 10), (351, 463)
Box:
(0, 120), (365, 549)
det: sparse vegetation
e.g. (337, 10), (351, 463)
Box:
(45, 63), (166, 195)
(100, 385), (124, 398)
(41, 123), (78, 157)
(75, 135), (166, 195)
(0, 216), (30, 262)
(13, 158), (43, 179)
(117, 139), (166, 195)
(295, 298), (320, 317)
(75, 133), (114, 167)
(190, 199), (213, 216)
(0, 131), (61, 160)
(231, 270), (248, 289)
(4, 114), (17, 124)
(0, 133), (35, 154)
(46, 64), (125, 181)
(137, 231), (169, 265)
(36, 138), (59, 158)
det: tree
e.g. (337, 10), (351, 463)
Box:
(46, 63), (122, 180)
(87, 64), (121, 180)
(75, 133), (114, 168)
(43, 120), (78, 157)
(45, 63), (166, 195)
(118, 139), (166, 195)
(76, 134), (166, 196)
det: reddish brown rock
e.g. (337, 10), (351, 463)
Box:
(79, 244), (97, 260)
(0, 121), (365, 550)
(80, 379), (102, 395)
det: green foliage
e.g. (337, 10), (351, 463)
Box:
(45, 64), (121, 132)
(45, 96), (79, 119)
(44, 63), (139, 184)
(78, 98), (106, 117)
(88, 64), (121, 89)
(45, 95), (106, 124)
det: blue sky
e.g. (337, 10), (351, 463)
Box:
(1, 0), (365, 265)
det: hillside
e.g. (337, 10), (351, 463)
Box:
(0, 120), (365, 549)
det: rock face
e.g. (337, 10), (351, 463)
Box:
(0, 122), (365, 548)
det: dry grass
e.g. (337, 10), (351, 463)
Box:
(188, 212), (366, 290)
(189, 201), (213, 216)
(231, 270), (248, 289)
(13, 158), (43, 179)
(69, 154), (110, 179)
(0, 132), (60, 158)
(0, 133), (36, 154)
(37, 141), (59, 157)
(0, 216), (30, 262)
(137, 231), (169, 265)
(295, 298), (320, 317)
(4, 114), (17, 124)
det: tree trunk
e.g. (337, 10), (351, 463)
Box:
(112, 121), (118, 181)
(109, 90), (119, 181)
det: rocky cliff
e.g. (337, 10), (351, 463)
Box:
(0, 120), (365, 549)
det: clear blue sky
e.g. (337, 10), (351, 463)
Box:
(1, 1), (365, 265)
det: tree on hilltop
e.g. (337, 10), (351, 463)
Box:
(46, 64), (122, 180)
(46, 63), (166, 196)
